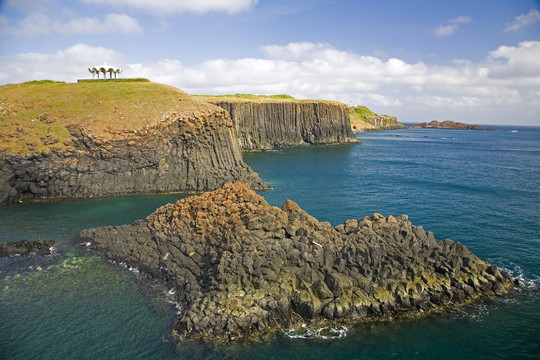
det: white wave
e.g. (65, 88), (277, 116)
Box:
(284, 323), (349, 340)
(495, 261), (539, 290)
(450, 303), (490, 322)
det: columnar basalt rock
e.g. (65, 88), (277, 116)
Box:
(204, 99), (359, 150)
(0, 108), (268, 205)
(77, 183), (515, 343)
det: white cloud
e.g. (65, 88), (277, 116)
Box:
(0, 43), (125, 83)
(0, 12), (142, 36)
(505, 9), (540, 32)
(82, 0), (259, 15)
(435, 16), (473, 37)
(488, 41), (540, 80)
(1, 41), (538, 125)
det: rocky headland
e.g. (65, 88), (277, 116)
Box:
(349, 105), (406, 131)
(77, 183), (515, 343)
(0, 81), (268, 206)
(201, 96), (359, 150)
(409, 120), (495, 130)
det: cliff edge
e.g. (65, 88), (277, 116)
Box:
(78, 183), (515, 343)
(201, 96), (359, 150)
(0, 81), (268, 205)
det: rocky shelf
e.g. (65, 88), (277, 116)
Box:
(0, 238), (56, 257)
(77, 183), (515, 343)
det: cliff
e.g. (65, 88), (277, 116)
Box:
(78, 183), (515, 343)
(409, 120), (495, 130)
(0, 82), (268, 206)
(349, 105), (405, 131)
(201, 96), (359, 150)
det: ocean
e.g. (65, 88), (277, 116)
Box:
(1, 126), (538, 359)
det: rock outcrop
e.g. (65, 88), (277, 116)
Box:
(349, 105), (405, 131)
(409, 120), (495, 130)
(0, 107), (268, 206)
(77, 183), (514, 343)
(0, 238), (56, 257)
(203, 98), (359, 150)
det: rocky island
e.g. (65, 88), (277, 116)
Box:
(77, 183), (515, 343)
(409, 120), (495, 130)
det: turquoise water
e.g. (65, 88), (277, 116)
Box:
(1, 127), (539, 359)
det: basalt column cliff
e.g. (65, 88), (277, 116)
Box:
(0, 82), (268, 206)
(203, 98), (359, 150)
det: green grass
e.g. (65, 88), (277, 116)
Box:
(198, 94), (296, 100)
(349, 105), (375, 119)
(22, 80), (66, 85)
(0, 81), (212, 155)
(77, 78), (150, 83)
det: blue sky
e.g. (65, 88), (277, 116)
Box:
(1, 0), (539, 125)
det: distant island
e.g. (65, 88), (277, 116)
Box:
(409, 120), (495, 130)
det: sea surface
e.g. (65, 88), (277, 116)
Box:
(1, 126), (539, 359)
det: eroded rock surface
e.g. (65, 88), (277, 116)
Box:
(77, 183), (514, 342)
(0, 108), (268, 205)
(205, 99), (359, 150)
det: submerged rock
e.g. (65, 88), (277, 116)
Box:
(77, 183), (514, 343)
(0, 238), (56, 257)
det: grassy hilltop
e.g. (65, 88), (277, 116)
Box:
(197, 93), (344, 105)
(0, 82), (401, 155)
(349, 105), (404, 130)
(0, 80), (212, 154)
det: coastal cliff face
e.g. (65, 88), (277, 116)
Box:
(204, 98), (359, 150)
(0, 84), (269, 205)
(78, 183), (514, 343)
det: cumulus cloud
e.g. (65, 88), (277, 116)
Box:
(1, 41), (538, 124)
(0, 13), (142, 37)
(488, 41), (540, 80)
(505, 8), (540, 32)
(435, 16), (473, 37)
(0, 43), (125, 83)
(82, 0), (259, 15)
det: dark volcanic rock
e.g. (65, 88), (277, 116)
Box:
(0, 108), (268, 206)
(77, 183), (514, 343)
(205, 99), (359, 150)
(0, 238), (56, 257)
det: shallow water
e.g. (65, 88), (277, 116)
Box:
(1, 126), (539, 359)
